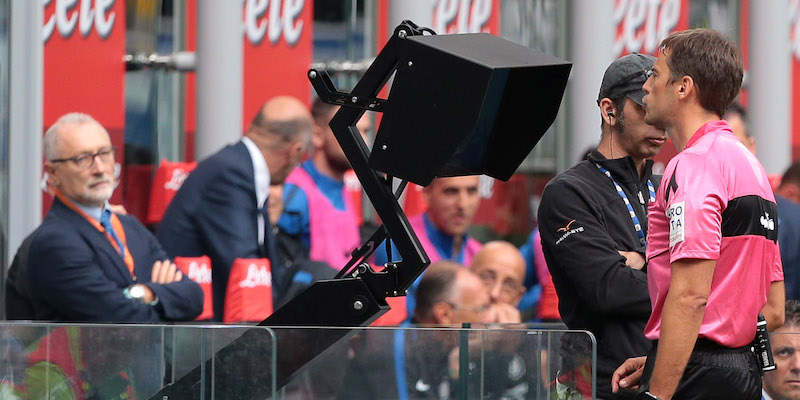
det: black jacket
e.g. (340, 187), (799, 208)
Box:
(538, 151), (660, 399)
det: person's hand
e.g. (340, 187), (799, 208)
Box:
(150, 260), (183, 284)
(619, 251), (646, 270)
(612, 356), (646, 393)
(488, 303), (522, 324)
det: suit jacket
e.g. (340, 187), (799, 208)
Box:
(157, 141), (285, 320)
(5, 230), (36, 320)
(27, 198), (204, 322)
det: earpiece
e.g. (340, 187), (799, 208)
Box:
(607, 110), (614, 117)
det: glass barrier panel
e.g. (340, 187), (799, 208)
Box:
(272, 324), (596, 400)
(0, 323), (277, 400)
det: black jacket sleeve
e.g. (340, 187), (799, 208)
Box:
(538, 178), (651, 317)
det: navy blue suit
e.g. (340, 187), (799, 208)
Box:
(27, 197), (204, 322)
(777, 195), (800, 299)
(156, 141), (284, 321)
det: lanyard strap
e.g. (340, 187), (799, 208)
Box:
(595, 163), (655, 246)
(54, 190), (136, 278)
(394, 323), (410, 400)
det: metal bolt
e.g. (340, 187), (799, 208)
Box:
(392, 290), (398, 296)
(398, 30), (407, 39)
(381, 144), (388, 150)
(353, 300), (364, 311)
(163, 396), (169, 400)
(407, 61), (413, 67)
(308, 70), (317, 79)
(404, 290), (408, 295)
(351, 96), (358, 103)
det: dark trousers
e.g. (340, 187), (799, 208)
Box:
(638, 339), (761, 400)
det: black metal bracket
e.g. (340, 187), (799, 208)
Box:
(148, 21), (435, 399)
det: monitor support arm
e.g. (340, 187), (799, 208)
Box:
(148, 21), (437, 400)
(304, 19), (432, 300)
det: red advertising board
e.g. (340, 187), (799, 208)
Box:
(43, 0), (127, 209)
(614, 0), (690, 172)
(432, 0), (500, 35)
(242, 0), (314, 123)
(184, 0), (314, 162)
(613, 0), (690, 57)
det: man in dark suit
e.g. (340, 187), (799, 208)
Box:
(27, 113), (203, 322)
(157, 96), (313, 321)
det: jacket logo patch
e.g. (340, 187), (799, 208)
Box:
(557, 219), (576, 232)
(555, 219), (584, 245)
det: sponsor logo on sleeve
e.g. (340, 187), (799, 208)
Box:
(555, 219), (584, 245)
(761, 211), (775, 231)
(667, 201), (685, 247)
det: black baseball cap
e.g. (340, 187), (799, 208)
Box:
(597, 52), (656, 106)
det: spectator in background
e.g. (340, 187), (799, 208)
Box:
(27, 112), (203, 322)
(337, 261), (527, 399)
(469, 240), (526, 321)
(777, 162), (800, 206)
(278, 98), (372, 270)
(723, 101), (756, 154)
(762, 300), (800, 400)
(538, 52), (664, 399)
(157, 96), (313, 321)
(375, 175), (483, 320)
(519, 228), (561, 322)
(774, 163), (800, 300)
(724, 104), (800, 301)
(6, 169), (129, 320)
(268, 182), (336, 308)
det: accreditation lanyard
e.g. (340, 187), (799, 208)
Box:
(595, 163), (656, 246)
(393, 321), (413, 400)
(54, 190), (136, 278)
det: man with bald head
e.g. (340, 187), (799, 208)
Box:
(27, 112), (203, 322)
(470, 241), (526, 308)
(338, 261), (529, 399)
(158, 96), (313, 321)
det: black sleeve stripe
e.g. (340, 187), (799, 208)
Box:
(721, 195), (779, 242)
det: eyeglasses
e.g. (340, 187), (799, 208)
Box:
(645, 69), (654, 79)
(478, 271), (523, 295)
(50, 147), (116, 169)
(445, 302), (490, 314)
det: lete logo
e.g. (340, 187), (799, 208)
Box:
(164, 169), (190, 191)
(433, 0), (493, 34)
(244, 0), (305, 46)
(43, 0), (117, 42)
(187, 261), (212, 284)
(613, 0), (682, 56)
(239, 264), (272, 288)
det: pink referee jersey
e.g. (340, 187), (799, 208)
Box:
(645, 120), (783, 348)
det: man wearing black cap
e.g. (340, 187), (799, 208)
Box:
(538, 53), (667, 399)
